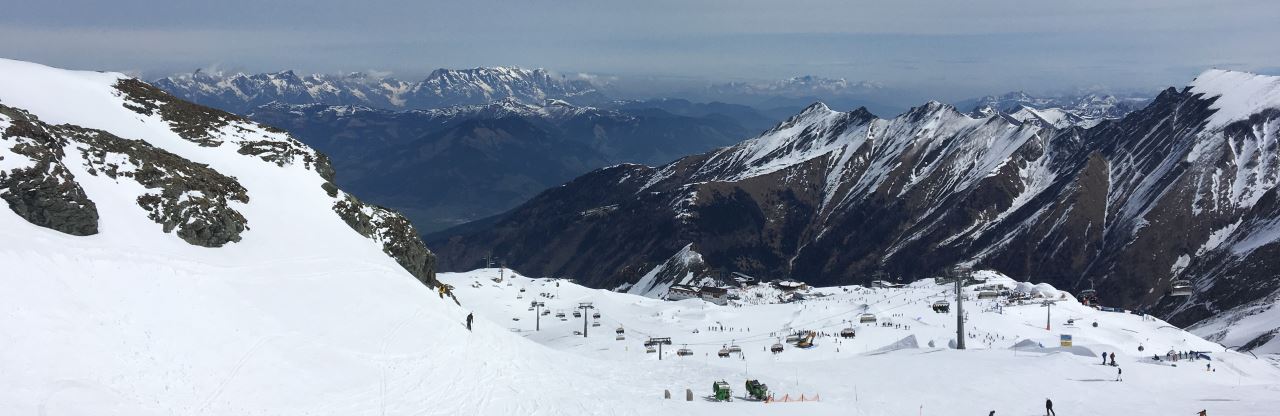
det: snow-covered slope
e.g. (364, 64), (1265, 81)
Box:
(443, 269), (1280, 415)
(0, 59), (473, 414)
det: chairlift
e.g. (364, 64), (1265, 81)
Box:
(728, 344), (742, 353)
(840, 327), (856, 338)
(676, 346), (693, 357)
(572, 311), (582, 318)
(542, 309), (551, 316)
(592, 321), (601, 327)
(616, 334), (626, 341)
(718, 347), (731, 358)
(1171, 280), (1193, 297)
(555, 311), (565, 318)
(646, 345), (656, 354)
(592, 312), (601, 319)
(1079, 289), (1099, 306)
(859, 313), (877, 324)
(770, 342), (785, 354)
(932, 300), (951, 313)
(616, 327), (625, 335)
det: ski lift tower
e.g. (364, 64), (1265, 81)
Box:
(531, 300), (545, 331)
(646, 337), (673, 360)
(1041, 299), (1057, 330)
(952, 265), (970, 350)
(578, 302), (595, 338)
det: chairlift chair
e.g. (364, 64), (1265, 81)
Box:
(592, 321), (600, 327)
(728, 344), (742, 353)
(616, 334), (625, 341)
(840, 327), (856, 338)
(718, 348), (731, 358)
(859, 313), (878, 323)
(616, 327), (625, 335)
(676, 346), (693, 357)
(770, 342), (785, 353)
(592, 312), (601, 319)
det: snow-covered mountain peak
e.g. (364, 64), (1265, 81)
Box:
(1189, 69), (1280, 130)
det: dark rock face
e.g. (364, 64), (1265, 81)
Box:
(0, 106), (99, 235)
(430, 85), (1280, 336)
(333, 191), (437, 287)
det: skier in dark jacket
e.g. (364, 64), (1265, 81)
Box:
(466, 313), (474, 331)
(1101, 351), (1107, 365)
(1045, 398), (1055, 416)
(1116, 366), (1123, 381)
(1109, 352), (1116, 366)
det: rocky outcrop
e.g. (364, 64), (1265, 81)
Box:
(0, 106), (99, 235)
(333, 190), (437, 287)
(1, 103), (250, 247)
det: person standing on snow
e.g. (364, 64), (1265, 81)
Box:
(1116, 367), (1123, 381)
(466, 313), (474, 331)
(1101, 351), (1107, 365)
(1045, 398), (1055, 416)
(1109, 352), (1116, 366)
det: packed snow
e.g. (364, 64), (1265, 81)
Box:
(442, 269), (1280, 415)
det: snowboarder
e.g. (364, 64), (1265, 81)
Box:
(1045, 398), (1055, 416)
(1116, 367), (1123, 381)
(466, 313), (474, 331)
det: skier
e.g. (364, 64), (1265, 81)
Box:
(1109, 352), (1116, 366)
(1045, 398), (1055, 416)
(1198, 410), (1208, 416)
(466, 313), (474, 331)
(1116, 367), (1122, 381)
(1101, 351), (1107, 365)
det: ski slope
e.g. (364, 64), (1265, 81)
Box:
(442, 269), (1280, 415)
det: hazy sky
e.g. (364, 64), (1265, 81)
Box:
(4, 0), (1278, 101)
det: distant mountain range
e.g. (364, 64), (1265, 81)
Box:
(960, 91), (1151, 122)
(153, 66), (607, 114)
(249, 98), (775, 232)
(428, 69), (1280, 351)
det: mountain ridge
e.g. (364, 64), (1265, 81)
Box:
(429, 69), (1280, 350)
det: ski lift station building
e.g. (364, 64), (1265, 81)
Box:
(664, 285), (732, 305)
(773, 280), (808, 292)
